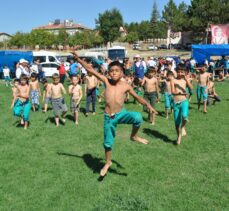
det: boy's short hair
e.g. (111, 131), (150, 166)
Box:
(71, 75), (79, 80)
(148, 67), (156, 73)
(31, 72), (38, 78)
(176, 64), (186, 72)
(14, 78), (20, 83)
(108, 61), (124, 72)
(167, 71), (174, 77)
(41, 78), (48, 84)
(20, 74), (28, 81)
(52, 73), (60, 79)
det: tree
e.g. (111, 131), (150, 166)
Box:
(57, 29), (69, 46)
(162, 0), (178, 30)
(29, 29), (56, 48)
(138, 21), (152, 41)
(150, 0), (167, 38)
(9, 32), (30, 48)
(150, 0), (160, 24)
(96, 8), (123, 45)
(126, 32), (139, 44)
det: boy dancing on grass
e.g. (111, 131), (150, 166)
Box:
(13, 74), (31, 129)
(142, 67), (160, 125)
(29, 73), (41, 112)
(48, 73), (68, 127)
(170, 65), (193, 145)
(196, 65), (210, 113)
(69, 75), (83, 126)
(72, 52), (158, 177)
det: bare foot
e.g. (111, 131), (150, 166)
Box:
(100, 161), (112, 177)
(181, 127), (186, 137)
(131, 136), (149, 145)
(176, 134), (182, 145)
(20, 119), (24, 125)
(203, 110), (207, 114)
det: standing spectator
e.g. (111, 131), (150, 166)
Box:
(16, 59), (30, 79)
(69, 59), (80, 77)
(58, 60), (66, 84)
(133, 54), (147, 80)
(3, 65), (12, 87)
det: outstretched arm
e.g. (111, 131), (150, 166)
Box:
(72, 52), (108, 84)
(128, 86), (158, 114)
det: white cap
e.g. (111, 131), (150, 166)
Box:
(19, 58), (29, 63)
(134, 54), (141, 58)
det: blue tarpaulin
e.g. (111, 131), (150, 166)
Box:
(0, 50), (33, 72)
(192, 44), (229, 64)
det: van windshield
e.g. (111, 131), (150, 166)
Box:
(108, 49), (125, 61)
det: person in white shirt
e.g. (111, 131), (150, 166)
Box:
(16, 59), (30, 79)
(147, 57), (157, 68)
(3, 66), (12, 87)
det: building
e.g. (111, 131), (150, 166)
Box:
(33, 19), (91, 35)
(0, 32), (12, 42)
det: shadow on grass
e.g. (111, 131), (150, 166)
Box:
(44, 117), (65, 125)
(57, 152), (127, 181)
(65, 114), (74, 122)
(143, 128), (176, 145)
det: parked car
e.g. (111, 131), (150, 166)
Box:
(148, 44), (158, 50)
(133, 43), (141, 50)
(158, 44), (168, 49)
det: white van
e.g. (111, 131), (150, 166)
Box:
(33, 51), (61, 77)
(84, 51), (105, 61)
(107, 46), (127, 62)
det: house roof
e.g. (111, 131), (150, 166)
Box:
(0, 32), (12, 37)
(34, 23), (91, 31)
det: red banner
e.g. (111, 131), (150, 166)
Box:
(211, 24), (229, 44)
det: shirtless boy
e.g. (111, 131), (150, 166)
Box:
(142, 68), (160, 125)
(170, 65), (193, 145)
(13, 74), (31, 129)
(72, 52), (158, 177)
(48, 73), (68, 126)
(164, 71), (174, 119)
(41, 78), (51, 113)
(84, 71), (98, 116)
(207, 77), (221, 105)
(69, 76), (83, 125)
(11, 79), (20, 109)
(197, 65), (210, 113)
(29, 73), (41, 111)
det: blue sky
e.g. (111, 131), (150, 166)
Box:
(1, 0), (190, 34)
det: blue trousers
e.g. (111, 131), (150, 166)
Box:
(86, 88), (96, 113)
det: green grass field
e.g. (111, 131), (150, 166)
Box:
(0, 80), (228, 211)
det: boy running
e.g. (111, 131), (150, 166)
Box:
(29, 73), (41, 111)
(41, 78), (52, 113)
(84, 71), (98, 116)
(142, 68), (160, 125)
(69, 76), (83, 125)
(197, 65), (210, 113)
(72, 52), (158, 177)
(164, 71), (174, 119)
(170, 65), (193, 145)
(48, 73), (68, 126)
(13, 74), (31, 129)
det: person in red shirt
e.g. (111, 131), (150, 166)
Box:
(58, 60), (66, 84)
